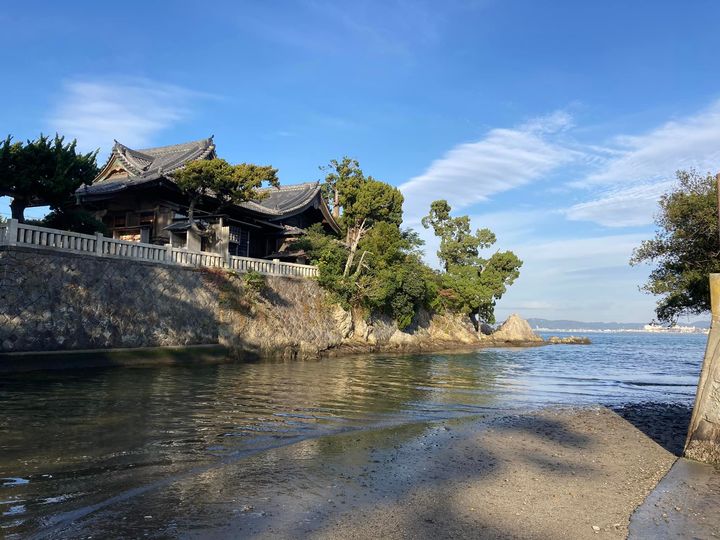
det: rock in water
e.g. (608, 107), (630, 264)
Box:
(491, 314), (543, 343)
(547, 335), (591, 344)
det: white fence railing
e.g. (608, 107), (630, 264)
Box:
(0, 219), (318, 278)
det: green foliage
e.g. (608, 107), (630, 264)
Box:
(422, 199), (496, 270)
(320, 156), (363, 215)
(300, 167), (522, 330)
(173, 158), (279, 223)
(293, 223), (354, 306)
(364, 256), (439, 329)
(338, 174), (404, 232)
(321, 157), (404, 277)
(243, 270), (267, 296)
(631, 169), (720, 322)
(0, 134), (98, 222)
(424, 200), (522, 325)
(295, 220), (437, 328)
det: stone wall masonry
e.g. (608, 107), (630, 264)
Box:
(0, 246), (221, 352)
(0, 246), (489, 363)
(0, 246), (350, 357)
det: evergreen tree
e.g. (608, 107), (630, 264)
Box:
(0, 134), (98, 223)
(423, 199), (522, 325)
(173, 158), (279, 232)
(631, 169), (720, 322)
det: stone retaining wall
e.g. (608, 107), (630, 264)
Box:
(0, 246), (485, 360)
(0, 246), (221, 352)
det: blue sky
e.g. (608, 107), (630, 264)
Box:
(2, 0), (720, 323)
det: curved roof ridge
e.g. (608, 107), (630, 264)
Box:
(137, 136), (214, 157)
(112, 142), (149, 176)
(256, 180), (319, 194)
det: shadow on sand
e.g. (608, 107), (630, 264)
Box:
(611, 402), (692, 456)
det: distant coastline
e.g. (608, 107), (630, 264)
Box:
(528, 317), (710, 335)
(535, 327), (709, 335)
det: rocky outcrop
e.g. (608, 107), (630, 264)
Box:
(328, 309), (481, 355)
(1, 246), (556, 362)
(486, 314), (543, 344)
(546, 336), (591, 344)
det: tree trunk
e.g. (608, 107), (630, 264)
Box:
(344, 231), (359, 277)
(685, 273), (720, 464)
(343, 219), (366, 277)
(333, 187), (340, 219)
(10, 197), (27, 223)
(352, 250), (369, 277)
(187, 196), (203, 235)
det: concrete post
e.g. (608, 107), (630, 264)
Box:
(685, 273), (720, 463)
(6, 219), (18, 246)
(273, 258), (280, 276)
(165, 243), (173, 264)
(95, 232), (104, 255)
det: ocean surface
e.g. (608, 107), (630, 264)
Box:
(0, 332), (707, 536)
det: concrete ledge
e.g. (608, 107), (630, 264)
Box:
(628, 457), (720, 539)
(0, 344), (230, 373)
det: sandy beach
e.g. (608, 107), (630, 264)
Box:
(36, 403), (704, 539)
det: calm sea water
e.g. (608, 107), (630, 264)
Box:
(0, 332), (706, 536)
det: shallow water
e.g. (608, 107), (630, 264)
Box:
(0, 332), (706, 536)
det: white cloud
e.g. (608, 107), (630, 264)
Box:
(399, 111), (579, 223)
(401, 100), (720, 320)
(514, 233), (646, 264)
(564, 181), (673, 227)
(494, 233), (654, 322)
(565, 99), (720, 227)
(576, 100), (720, 187)
(48, 77), (210, 154)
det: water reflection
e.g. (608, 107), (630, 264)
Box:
(0, 352), (504, 536)
(0, 333), (705, 537)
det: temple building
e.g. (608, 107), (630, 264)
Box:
(75, 137), (340, 262)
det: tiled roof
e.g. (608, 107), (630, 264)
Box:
(76, 139), (340, 232)
(239, 182), (323, 216)
(113, 138), (215, 176)
(77, 137), (216, 198)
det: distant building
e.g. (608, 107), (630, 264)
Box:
(643, 323), (705, 334)
(75, 137), (340, 262)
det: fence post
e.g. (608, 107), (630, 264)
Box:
(165, 243), (173, 264)
(95, 232), (104, 256)
(6, 219), (18, 246)
(273, 258), (280, 276)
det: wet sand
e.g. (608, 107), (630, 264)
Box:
(38, 404), (693, 539)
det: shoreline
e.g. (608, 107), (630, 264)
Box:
(22, 403), (696, 539)
(0, 339), (554, 373)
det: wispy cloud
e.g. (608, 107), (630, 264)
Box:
(495, 232), (652, 322)
(575, 100), (720, 188)
(400, 111), (578, 223)
(514, 233), (647, 264)
(48, 77), (212, 154)
(243, 0), (456, 59)
(565, 99), (720, 227)
(564, 182), (673, 227)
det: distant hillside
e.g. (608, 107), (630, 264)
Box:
(526, 318), (710, 330)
